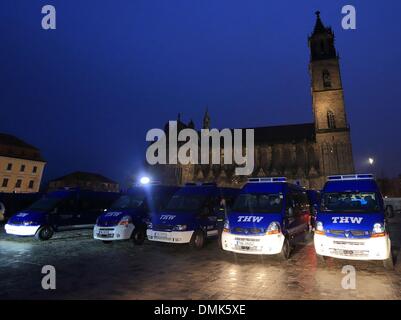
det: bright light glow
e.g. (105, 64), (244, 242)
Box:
(368, 158), (374, 165)
(140, 176), (150, 185)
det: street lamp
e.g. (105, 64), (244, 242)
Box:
(368, 158), (374, 165)
(140, 176), (151, 185)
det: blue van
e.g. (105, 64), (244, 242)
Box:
(146, 183), (239, 249)
(314, 174), (393, 269)
(221, 177), (311, 259)
(4, 189), (119, 240)
(93, 185), (178, 244)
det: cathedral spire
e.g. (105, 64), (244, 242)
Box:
(313, 10), (326, 34)
(308, 11), (336, 61)
(203, 107), (210, 129)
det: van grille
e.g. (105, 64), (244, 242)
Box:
(327, 230), (370, 238)
(233, 227), (263, 235)
(153, 224), (173, 232)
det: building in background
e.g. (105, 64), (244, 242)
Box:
(377, 175), (401, 197)
(149, 12), (355, 189)
(48, 171), (119, 192)
(0, 133), (46, 193)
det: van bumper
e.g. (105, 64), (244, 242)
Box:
(93, 224), (134, 241)
(221, 231), (285, 255)
(146, 229), (193, 244)
(4, 224), (40, 236)
(314, 233), (391, 260)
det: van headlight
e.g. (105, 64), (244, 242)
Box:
(223, 220), (229, 233)
(266, 222), (280, 235)
(146, 221), (153, 229)
(315, 221), (324, 235)
(118, 216), (132, 226)
(173, 224), (187, 231)
(371, 223), (385, 237)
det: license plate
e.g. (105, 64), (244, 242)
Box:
(154, 232), (170, 239)
(237, 240), (253, 247)
(98, 230), (112, 235)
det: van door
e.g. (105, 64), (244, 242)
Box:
(291, 192), (310, 240)
(76, 194), (104, 226)
(199, 198), (219, 238)
(53, 196), (77, 229)
(283, 194), (299, 242)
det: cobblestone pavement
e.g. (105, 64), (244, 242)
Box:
(1, 216), (401, 300)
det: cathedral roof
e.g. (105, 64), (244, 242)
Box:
(251, 123), (316, 144)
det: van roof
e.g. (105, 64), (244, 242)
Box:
(176, 184), (238, 197)
(242, 181), (304, 194)
(323, 179), (379, 193)
(126, 185), (179, 195)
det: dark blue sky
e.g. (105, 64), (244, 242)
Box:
(1, 0), (400, 184)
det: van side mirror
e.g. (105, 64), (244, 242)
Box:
(287, 207), (294, 217)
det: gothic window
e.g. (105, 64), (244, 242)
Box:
(322, 69), (331, 88)
(327, 111), (336, 129)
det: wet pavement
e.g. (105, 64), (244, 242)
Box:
(1, 217), (401, 300)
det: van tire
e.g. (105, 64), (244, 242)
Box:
(190, 230), (205, 250)
(35, 225), (54, 241)
(383, 253), (394, 270)
(132, 228), (146, 245)
(278, 237), (291, 260)
(385, 206), (394, 218)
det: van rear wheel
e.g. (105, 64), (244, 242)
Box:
(35, 225), (54, 241)
(132, 228), (146, 245)
(190, 230), (205, 249)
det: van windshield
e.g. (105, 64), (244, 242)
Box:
(165, 194), (207, 212)
(321, 192), (381, 213)
(28, 196), (65, 212)
(232, 193), (283, 213)
(110, 194), (145, 210)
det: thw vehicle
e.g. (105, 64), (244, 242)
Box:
(146, 183), (239, 249)
(314, 174), (393, 269)
(93, 185), (178, 244)
(4, 189), (119, 240)
(221, 177), (312, 259)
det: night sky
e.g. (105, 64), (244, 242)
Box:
(1, 0), (400, 185)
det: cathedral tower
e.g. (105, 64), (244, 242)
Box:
(309, 11), (355, 176)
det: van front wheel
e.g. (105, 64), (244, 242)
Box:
(190, 230), (205, 249)
(132, 228), (146, 245)
(35, 225), (54, 241)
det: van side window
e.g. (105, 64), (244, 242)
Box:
(58, 198), (76, 212)
(82, 196), (112, 212)
(286, 194), (295, 217)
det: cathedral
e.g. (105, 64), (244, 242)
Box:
(149, 12), (355, 190)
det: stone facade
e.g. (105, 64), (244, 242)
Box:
(0, 133), (46, 193)
(149, 12), (355, 190)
